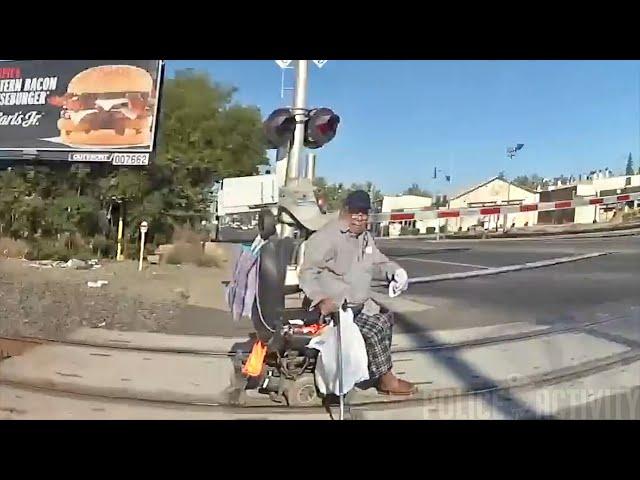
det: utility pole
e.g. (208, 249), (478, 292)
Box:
(286, 60), (309, 183)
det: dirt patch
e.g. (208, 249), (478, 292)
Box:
(0, 250), (237, 340)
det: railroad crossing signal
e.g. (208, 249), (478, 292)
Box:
(263, 107), (340, 150)
(304, 108), (340, 149)
(263, 108), (297, 149)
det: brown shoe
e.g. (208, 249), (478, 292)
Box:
(377, 371), (417, 396)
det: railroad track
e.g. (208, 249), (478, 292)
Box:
(0, 312), (626, 358)
(1, 313), (638, 419)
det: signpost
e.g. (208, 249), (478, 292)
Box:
(139, 221), (148, 272)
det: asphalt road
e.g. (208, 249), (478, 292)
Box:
(376, 235), (640, 333)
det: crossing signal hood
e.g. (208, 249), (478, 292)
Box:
(263, 108), (296, 149)
(304, 108), (340, 149)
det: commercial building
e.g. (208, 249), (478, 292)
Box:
(447, 176), (539, 232)
(378, 194), (436, 236)
(537, 172), (640, 224)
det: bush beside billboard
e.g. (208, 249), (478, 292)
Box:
(0, 60), (164, 165)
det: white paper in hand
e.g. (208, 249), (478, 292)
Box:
(388, 268), (409, 297)
(307, 308), (369, 396)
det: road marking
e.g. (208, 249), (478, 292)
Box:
(407, 251), (612, 284)
(402, 257), (490, 269)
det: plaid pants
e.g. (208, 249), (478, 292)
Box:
(353, 310), (394, 379)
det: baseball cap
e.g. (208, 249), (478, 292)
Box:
(344, 190), (371, 213)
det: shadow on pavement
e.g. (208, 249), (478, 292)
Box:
(390, 311), (547, 420)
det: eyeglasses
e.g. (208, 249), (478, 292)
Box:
(350, 212), (369, 221)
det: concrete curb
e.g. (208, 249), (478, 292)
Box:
(66, 328), (251, 354)
(0, 344), (236, 405)
(406, 251), (611, 284)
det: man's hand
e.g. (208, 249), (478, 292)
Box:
(318, 298), (338, 316)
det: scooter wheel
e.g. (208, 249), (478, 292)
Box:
(284, 376), (320, 407)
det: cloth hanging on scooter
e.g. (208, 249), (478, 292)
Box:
(225, 236), (266, 322)
(307, 308), (369, 396)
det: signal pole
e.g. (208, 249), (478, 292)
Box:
(286, 60), (309, 183)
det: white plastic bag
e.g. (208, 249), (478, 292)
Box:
(307, 308), (369, 396)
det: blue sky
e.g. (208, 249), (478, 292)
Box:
(166, 60), (640, 196)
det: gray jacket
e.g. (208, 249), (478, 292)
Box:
(299, 218), (400, 315)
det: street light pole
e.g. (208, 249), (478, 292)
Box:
(433, 166), (452, 241)
(503, 144), (524, 233)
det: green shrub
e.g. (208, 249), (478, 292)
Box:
(90, 235), (116, 258)
(25, 236), (94, 261)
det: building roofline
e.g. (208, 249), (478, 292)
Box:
(450, 176), (536, 201)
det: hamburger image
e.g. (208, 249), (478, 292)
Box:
(48, 65), (155, 146)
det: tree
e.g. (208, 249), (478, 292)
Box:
(403, 183), (432, 198)
(513, 173), (547, 190)
(124, 68), (269, 241)
(626, 153), (634, 175)
(313, 177), (384, 212)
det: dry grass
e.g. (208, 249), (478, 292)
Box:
(165, 242), (203, 265)
(195, 253), (221, 268)
(172, 226), (207, 245)
(0, 237), (29, 259)
(164, 226), (222, 268)
(165, 242), (222, 268)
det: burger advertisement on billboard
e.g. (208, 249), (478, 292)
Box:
(0, 60), (164, 166)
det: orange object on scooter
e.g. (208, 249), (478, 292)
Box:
(293, 324), (326, 335)
(242, 340), (267, 377)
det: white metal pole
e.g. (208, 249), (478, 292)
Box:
(305, 153), (316, 180)
(138, 221), (148, 272)
(504, 181), (511, 233)
(138, 232), (146, 271)
(286, 60), (309, 183)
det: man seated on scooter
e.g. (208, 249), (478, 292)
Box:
(299, 190), (417, 396)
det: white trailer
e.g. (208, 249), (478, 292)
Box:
(217, 174), (278, 216)
(208, 172), (280, 241)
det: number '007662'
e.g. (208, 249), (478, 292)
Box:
(111, 154), (150, 165)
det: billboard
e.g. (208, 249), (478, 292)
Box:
(0, 60), (164, 166)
